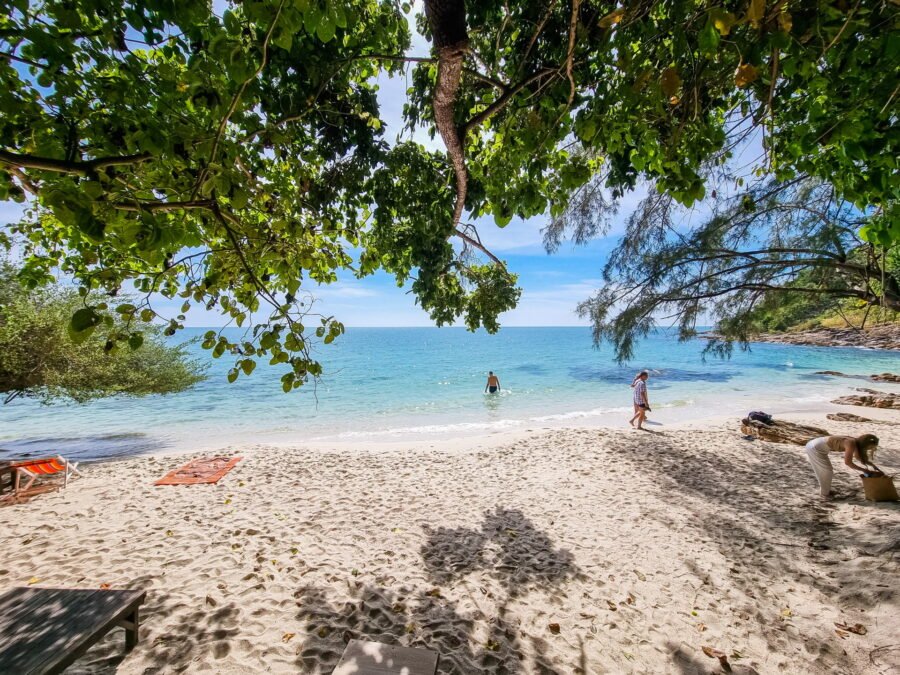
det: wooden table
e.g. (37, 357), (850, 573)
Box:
(0, 587), (146, 674)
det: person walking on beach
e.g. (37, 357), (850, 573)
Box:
(485, 371), (501, 394)
(804, 434), (883, 500)
(629, 370), (650, 429)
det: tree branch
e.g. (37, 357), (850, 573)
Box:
(565, 0), (581, 108)
(463, 68), (558, 134)
(207, 0), (285, 169)
(455, 226), (505, 267)
(0, 149), (153, 175)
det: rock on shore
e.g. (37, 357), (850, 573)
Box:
(752, 323), (900, 350)
(832, 388), (900, 410)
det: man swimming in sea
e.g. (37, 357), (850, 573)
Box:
(485, 371), (501, 394)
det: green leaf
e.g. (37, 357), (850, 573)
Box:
(240, 359), (256, 375)
(699, 19), (719, 56)
(128, 333), (144, 350)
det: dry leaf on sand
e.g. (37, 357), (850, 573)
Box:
(834, 622), (866, 635)
(701, 646), (732, 672)
(548, 623), (561, 634)
(282, 633), (295, 643)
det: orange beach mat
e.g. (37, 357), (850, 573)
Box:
(154, 456), (242, 486)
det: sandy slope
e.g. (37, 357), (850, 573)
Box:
(2, 417), (898, 674)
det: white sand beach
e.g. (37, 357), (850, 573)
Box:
(3, 414), (899, 674)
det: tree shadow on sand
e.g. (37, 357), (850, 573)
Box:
(64, 590), (241, 674)
(616, 431), (898, 673)
(294, 508), (580, 674)
(421, 507), (582, 596)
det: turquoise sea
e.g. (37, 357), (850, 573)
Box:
(1, 327), (898, 461)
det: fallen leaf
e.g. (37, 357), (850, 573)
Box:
(165, 530), (174, 537)
(391, 527), (403, 533)
(99, 583), (111, 590)
(27, 577), (40, 585)
(633, 569), (646, 581)
(282, 632), (295, 643)
(485, 639), (501, 652)
(224, 498), (231, 505)
(351, 568), (360, 577)
(697, 622), (707, 632)
(626, 593), (636, 605)
(834, 622), (866, 635)
(780, 608), (793, 618)
(835, 629), (849, 639)
(548, 623), (561, 634)
(606, 600), (618, 611)
(425, 588), (443, 598)
(231, 543), (241, 550)
(290, 547), (299, 555)
(316, 627), (331, 638)
(701, 646), (732, 672)
(205, 595), (217, 607)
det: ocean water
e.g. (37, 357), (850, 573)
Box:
(1, 327), (898, 461)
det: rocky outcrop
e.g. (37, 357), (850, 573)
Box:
(871, 373), (900, 383)
(832, 388), (900, 410)
(750, 324), (900, 350)
(741, 418), (828, 445)
(826, 413), (896, 425)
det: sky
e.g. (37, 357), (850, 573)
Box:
(0, 3), (705, 328)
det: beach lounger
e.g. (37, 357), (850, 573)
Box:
(0, 587), (146, 675)
(0, 456), (81, 505)
(333, 640), (439, 675)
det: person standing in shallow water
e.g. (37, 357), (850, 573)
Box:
(485, 371), (501, 394)
(804, 433), (883, 500)
(629, 370), (650, 429)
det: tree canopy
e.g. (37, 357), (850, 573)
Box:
(1, 0), (897, 387)
(571, 177), (900, 361)
(0, 261), (205, 404)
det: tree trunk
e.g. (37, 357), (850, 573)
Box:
(423, 0), (469, 229)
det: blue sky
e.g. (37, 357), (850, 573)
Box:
(0, 3), (682, 328)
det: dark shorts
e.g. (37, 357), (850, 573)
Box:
(489, 386), (498, 393)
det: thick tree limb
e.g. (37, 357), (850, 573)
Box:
(424, 0), (470, 229)
(0, 149), (152, 175)
(565, 0), (581, 107)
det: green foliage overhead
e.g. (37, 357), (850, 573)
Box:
(0, 261), (205, 404)
(0, 0), (896, 388)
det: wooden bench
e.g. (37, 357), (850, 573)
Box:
(0, 587), (145, 674)
(333, 639), (439, 675)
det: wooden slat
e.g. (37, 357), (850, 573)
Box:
(333, 639), (439, 675)
(0, 587), (145, 675)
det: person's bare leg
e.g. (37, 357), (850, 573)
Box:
(636, 408), (647, 429)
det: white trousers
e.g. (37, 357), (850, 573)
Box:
(805, 438), (833, 498)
